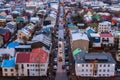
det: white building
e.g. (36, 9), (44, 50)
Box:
(16, 48), (49, 76)
(98, 21), (112, 33)
(100, 33), (114, 46)
(75, 52), (116, 77)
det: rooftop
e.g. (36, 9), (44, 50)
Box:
(7, 42), (19, 48)
(100, 33), (113, 37)
(0, 48), (15, 57)
(16, 48), (49, 63)
(16, 52), (30, 63)
(71, 31), (89, 41)
(0, 28), (9, 34)
(90, 33), (100, 37)
(74, 52), (116, 63)
(1, 57), (15, 67)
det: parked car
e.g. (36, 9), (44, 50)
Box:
(53, 65), (57, 70)
(62, 65), (66, 69)
(59, 56), (62, 62)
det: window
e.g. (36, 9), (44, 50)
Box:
(36, 64), (38, 67)
(99, 64), (102, 67)
(107, 69), (109, 72)
(99, 74), (101, 76)
(4, 69), (7, 72)
(11, 73), (14, 76)
(103, 69), (106, 72)
(104, 64), (106, 67)
(86, 64), (88, 67)
(11, 69), (14, 72)
(82, 69), (84, 72)
(41, 69), (45, 71)
(90, 64), (92, 67)
(103, 74), (105, 76)
(108, 64), (110, 67)
(82, 64), (84, 67)
(27, 64), (29, 67)
(5, 73), (8, 76)
(99, 69), (101, 72)
(86, 69), (88, 72)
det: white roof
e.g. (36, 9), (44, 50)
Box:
(71, 32), (89, 41)
(0, 48), (15, 57)
(90, 33), (100, 37)
(51, 4), (58, 10)
(7, 21), (16, 26)
(30, 17), (39, 22)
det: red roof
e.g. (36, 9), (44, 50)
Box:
(16, 48), (48, 63)
(16, 52), (30, 63)
(31, 48), (48, 63)
(100, 33), (113, 37)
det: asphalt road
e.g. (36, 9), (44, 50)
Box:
(55, 3), (68, 80)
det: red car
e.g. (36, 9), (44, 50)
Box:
(59, 57), (62, 62)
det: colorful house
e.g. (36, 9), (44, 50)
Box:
(98, 21), (112, 33)
(16, 48), (49, 76)
(0, 28), (10, 43)
(90, 33), (101, 48)
(1, 57), (16, 76)
(100, 32), (114, 47)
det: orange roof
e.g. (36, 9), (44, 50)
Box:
(30, 48), (48, 63)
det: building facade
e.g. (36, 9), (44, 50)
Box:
(16, 48), (49, 76)
(75, 52), (116, 77)
(98, 21), (112, 33)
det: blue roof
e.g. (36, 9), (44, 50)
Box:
(7, 42), (19, 48)
(68, 23), (74, 27)
(0, 16), (5, 19)
(1, 57), (15, 67)
(86, 28), (95, 34)
(42, 27), (50, 32)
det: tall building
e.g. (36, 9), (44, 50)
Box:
(75, 52), (116, 77)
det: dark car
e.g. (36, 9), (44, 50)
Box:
(62, 65), (66, 69)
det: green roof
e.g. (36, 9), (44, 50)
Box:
(73, 48), (82, 56)
(16, 17), (24, 22)
(0, 36), (3, 40)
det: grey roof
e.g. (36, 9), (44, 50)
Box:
(0, 28), (8, 34)
(85, 54), (108, 60)
(74, 52), (116, 63)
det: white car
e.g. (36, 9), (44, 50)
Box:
(53, 65), (57, 70)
